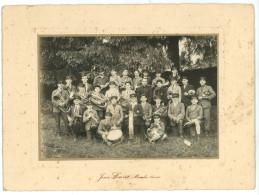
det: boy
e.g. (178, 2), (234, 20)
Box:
(132, 70), (143, 91)
(67, 95), (85, 142)
(93, 68), (109, 94)
(136, 78), (153, 104)
(140, 94), (152, 140)
(51, 80), (70, 137)
(120, 70), (133, 90)
(153, 79), (168, 105)
(152, 96), (167, 124)
(151, 71), (165, 88)
(109, 69), (121, 87)
(181, 76), (195, 108)
(146, 113), (167, 143)
(168, 93), (185, 138)
(81, 72), (93, 93)
(90, 85), (107, 119)
(185, 96), (203, 138)
(196, 77), (216, 136)
(76, 83), (90, 106)
(142, 69), (152, 85)
(83, 102), (99, 140)
(105, 81), (120, 102)
(167, 77), (181, 102)
(64, 75), (76, 99)
(126, 93), (143, 141)
(106, 96), (124, 128)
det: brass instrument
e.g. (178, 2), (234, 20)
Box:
(53, 91), (70, 113)
(90, 93), (107, 108)
(153, 106), (168, 116)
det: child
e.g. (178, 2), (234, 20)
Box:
(76, 83), (90, 107)
(81, 72), (93, 93)
(142, 69), (152, 85)
(67, 95), (85, 142)
(105, 81), (120, 103)
(109, 69), (121, 87)
(185, 96), (203, 139)
(83, 102), (99, 140)
(196, 76), (216, 136)
(64, 75), (76, 99)
(90, 85), (107, 119)
(152, 96), (167, 124)
(146, 113), (167, 143)
(106, 96), (124, 128)
(93, 68), (109, 94)
(120, 70), (133, 90)
(168, 93), (185, 138)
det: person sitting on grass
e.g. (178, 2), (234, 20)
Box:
(184, 96), (203, 140)
(67, 95), (85, 142)
(146, 113), (167, 143)
(83, 102), (99, 140)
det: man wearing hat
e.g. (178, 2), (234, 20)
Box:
(64, 75), (76, 99)
(81, 72), (93, 93)
(151, 70), (165, 88)
(167, 77), (181, 103)
(126, 93), (143, 140)
(196, 77), (216, 136)
(83, 102), (99, 140)
(153, 79), (168, 105)
(67, 95), (85, 142)
(146, 113), (167, 143)
(90, 85), (108, 119)
(51, 80), (71, 137)
(181, 76), (195, 108)
(105, 81), (120, 102)
(106, 96), (124, 128)
(139, 94), (152, 140)
(97, 112), (115, 146)
(185, 96), (203, 138)
(168, 93), (185, 138)
(120, 69), (133, 91)
(136, 78), (153, 104)
(93, 68), (109, 94)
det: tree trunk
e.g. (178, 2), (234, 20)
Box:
(167, 36), (181, 70)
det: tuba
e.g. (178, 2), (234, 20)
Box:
(53, 91), (70, 113)
(90, 93), (107, 108)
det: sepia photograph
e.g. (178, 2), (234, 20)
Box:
(39, 35), (218, 159)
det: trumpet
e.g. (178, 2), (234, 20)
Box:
(153, 106), (168, 115)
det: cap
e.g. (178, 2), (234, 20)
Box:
(86, 101), (93, 106)
(78, 83), (85, 88)
(172, 93), (179, 98)
(156, 79), (163, 84)
(65, 76), (72, 80)
(105, 112), (113, 117)
(110, 95), (118, 100)
(200, 76), (207, 81)
(170, 77), (177, 81)
(130, 93), (137, 98)
(188, 89), (195, 95)
(154, 95), (162, 100)
(57, 80), (64, 84)
(98, 68), (104, 72)
(94, 85), (101, 89)
(191, 95), (198, 100)
(73, 95), (81, 100)
(182, 76), (188, 80)
(109, 81), (117, 86)
(140, 94), (147, 98)
(156, 70), (162, 74)
(153, 113), (161, 118)
(143, 69), (149, 73)
(125, 81), (132, 85)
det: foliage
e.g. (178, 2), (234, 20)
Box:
(40, 36), (217, 85)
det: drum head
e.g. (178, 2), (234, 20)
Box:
(107, 130), (123, 142)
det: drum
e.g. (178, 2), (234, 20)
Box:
(107, 130), (123, 144)
(147, 128), (162, 142)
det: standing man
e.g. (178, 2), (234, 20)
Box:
(181, 76), (195, 108)
(51, 80), (71, 138)
(142, 69), (152, 85)
(151, 71), (165, 88)
(90, 85), (107, 119)
(196, 77), (216, 136)
(168, 93), (185, 138)
(153, 79), (168, 105)
(132, 70), (143, 91)
(167, 77), (181, 103)
(93, 68), (109, 95)
(64, 75), (76, 100)
(106, 96), (124, 128)
(140, 94), (152, 140)
(136, 78), (153, 104)
(81, 72), (93, 93)
(120, 70), (133, 91)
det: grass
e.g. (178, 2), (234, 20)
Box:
(40, 106), (218, 159)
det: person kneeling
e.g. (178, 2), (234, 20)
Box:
(184, 96), (203, 139)
(146, 114), (167, 143)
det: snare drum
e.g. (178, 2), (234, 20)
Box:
(107, 130), (123, 144)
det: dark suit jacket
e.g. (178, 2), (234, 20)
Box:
(181, 84), (195, 107)
(51, 89), (70, 113)
(196, 85), (216, 109)
(68, 105), (85, 120)
(136, 85), (153, 104)
(127, 103), (143, 126)
(168, 102), (185, 120)
(153, 87), (168, 105)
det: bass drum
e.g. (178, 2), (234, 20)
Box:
(107, 130), (123, 144)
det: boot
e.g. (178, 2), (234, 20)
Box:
(86, 131), (91, 140)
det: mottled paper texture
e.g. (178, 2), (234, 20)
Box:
(2, 4), (254, 190)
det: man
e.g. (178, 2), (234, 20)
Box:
(81, 72), (93, 93)
(120, 69), (133, 90)
(168, 93), (185, 138)
(153, 79), (168, 105)
(120, 81), (135, 115)
(76, 83), (90, 107)
(51, 80), (71, 137)
(83, 102), (99, 140)
(181, 76), (195, 108)
(90, 85), (107, 119)
(146, 113), (167, 143)
(151, 71), (165, 88)
(136, 78), (153, 104)
(132, 70), (143, 91)
(109, 69), (121, 88)
(185, 96), (203, 138)
(126, 93), (143, 140)
(196, 76), (216, 136)
(167, 77), (181, 103)
(64, 75), (76, 99)
(105, 81), (120, 102)
(140, 94), (152, 140)
(142, 69), (152, 85)
(93, 68), (109, 94)
(162, 65), (172, 87)
(106, 96), (124, 128)
(152, 96), (167, 124)
(67, 95), (85, 142)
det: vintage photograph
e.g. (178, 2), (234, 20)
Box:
(39, 36), (218, 159)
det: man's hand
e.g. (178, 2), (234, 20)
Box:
(198, 96), (203, 100)
(184, 92), (188, 96)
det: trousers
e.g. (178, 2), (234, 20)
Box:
(203, 108), (211, 131)
(53, 112), (70, 134)
(189, 119), (201, 136)
(171, 119), (183, 134)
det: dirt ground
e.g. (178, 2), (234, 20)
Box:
(40, 106), (218, 159)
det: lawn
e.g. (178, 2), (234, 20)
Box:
(40, 106), (218, 159)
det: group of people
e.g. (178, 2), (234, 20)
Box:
(51, 66), (216, 146)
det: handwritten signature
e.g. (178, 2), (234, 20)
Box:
(96, 172), (160, 182)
